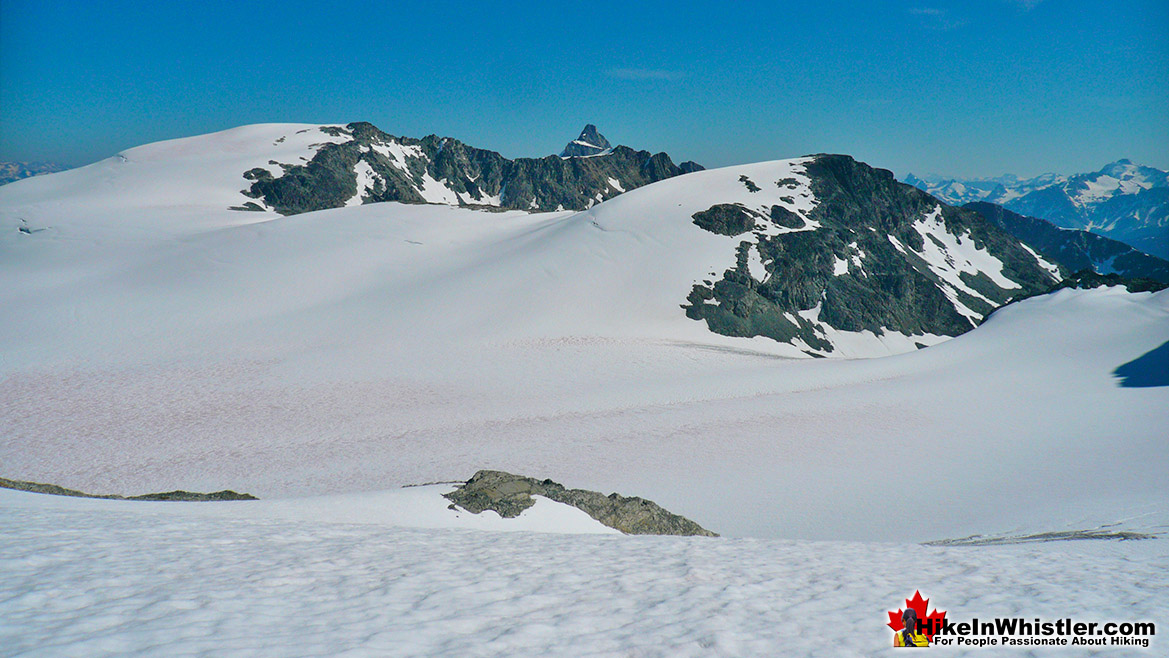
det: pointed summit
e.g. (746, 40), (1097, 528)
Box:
(560, 124), (612, 157)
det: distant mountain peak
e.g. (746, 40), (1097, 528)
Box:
(560, 124), (612, 157)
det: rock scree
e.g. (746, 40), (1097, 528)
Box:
(443, 470), (718, 536)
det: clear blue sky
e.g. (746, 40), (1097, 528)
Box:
(2, 0), (1166, 178)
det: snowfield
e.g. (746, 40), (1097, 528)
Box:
(1, 488), (1165, 657)
(2, 126), (1167, 655)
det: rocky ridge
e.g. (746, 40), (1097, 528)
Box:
(965, 202), (1169, 284)
(241, 123), (703, 216)
(443, 470), (717, 537)
(0, 477), (257, 501)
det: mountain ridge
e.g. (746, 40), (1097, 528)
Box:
(964, 201), (1169, 284)
(240, 122), (704, 216)
(674, 155), (1059, 354)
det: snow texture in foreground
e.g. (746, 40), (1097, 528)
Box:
(1, 490), (1164, 657)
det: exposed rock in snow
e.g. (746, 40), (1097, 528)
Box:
(443, 470), (718, 536)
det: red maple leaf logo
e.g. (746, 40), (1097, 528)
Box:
(887, 590), (947, 641)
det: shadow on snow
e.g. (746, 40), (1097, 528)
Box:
(1113, 340), (1169, 388)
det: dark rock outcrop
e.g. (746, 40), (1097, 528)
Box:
(127, 490), (258, 501)
(683, 155), (1059, 353)
(241, 122), (702, 216)
(692, 203), (758, 236)
(443, 470), (717, 537)
(0, 477), (257, 501)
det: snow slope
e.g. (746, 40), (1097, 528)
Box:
(0, 124), (344, 228)
(2, 180), (1167, 541)
(1, 487), (1165, 657)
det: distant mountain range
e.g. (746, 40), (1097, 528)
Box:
(905, 161), (1169, 259)
(964, 202), (1169, 284)
(240, 123), (703, 216)
(0, 161), (70, 186)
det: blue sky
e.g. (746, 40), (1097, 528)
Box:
(2, 0), (1166, 178)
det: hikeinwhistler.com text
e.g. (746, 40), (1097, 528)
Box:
(921, 617), (1155, 648)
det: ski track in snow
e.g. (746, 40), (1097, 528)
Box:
(1, 492), (1165, 658)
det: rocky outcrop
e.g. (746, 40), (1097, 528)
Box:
(683, 154), (1059, 353)
(443, 470), (717, 537)
(127, 490), (258, 501)
(691, 203), (758, 236)
(925, 528), (1156, 546)
(0, 477), (257, 501)
(242, 122), (703, 216)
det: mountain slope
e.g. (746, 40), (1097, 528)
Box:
(665, 156), (1060, 354)
(964, 201), (1169, 283)
(4, 482), (1167, 655)
(1, 130), (1059, 360)
(1005, 160), (1169, 259)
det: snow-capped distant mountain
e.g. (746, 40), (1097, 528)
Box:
(237, 122), (703, 215)
(905, 161), (1169, 259)
(1007, 160), (1169, 259)
(0, 161), (70, 186)
(903, 171), (1064, 206)
(559, 123), (612, 157)
(964, 202), (1169, 284)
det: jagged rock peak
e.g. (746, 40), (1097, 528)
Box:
(560, 124), (613, 157)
